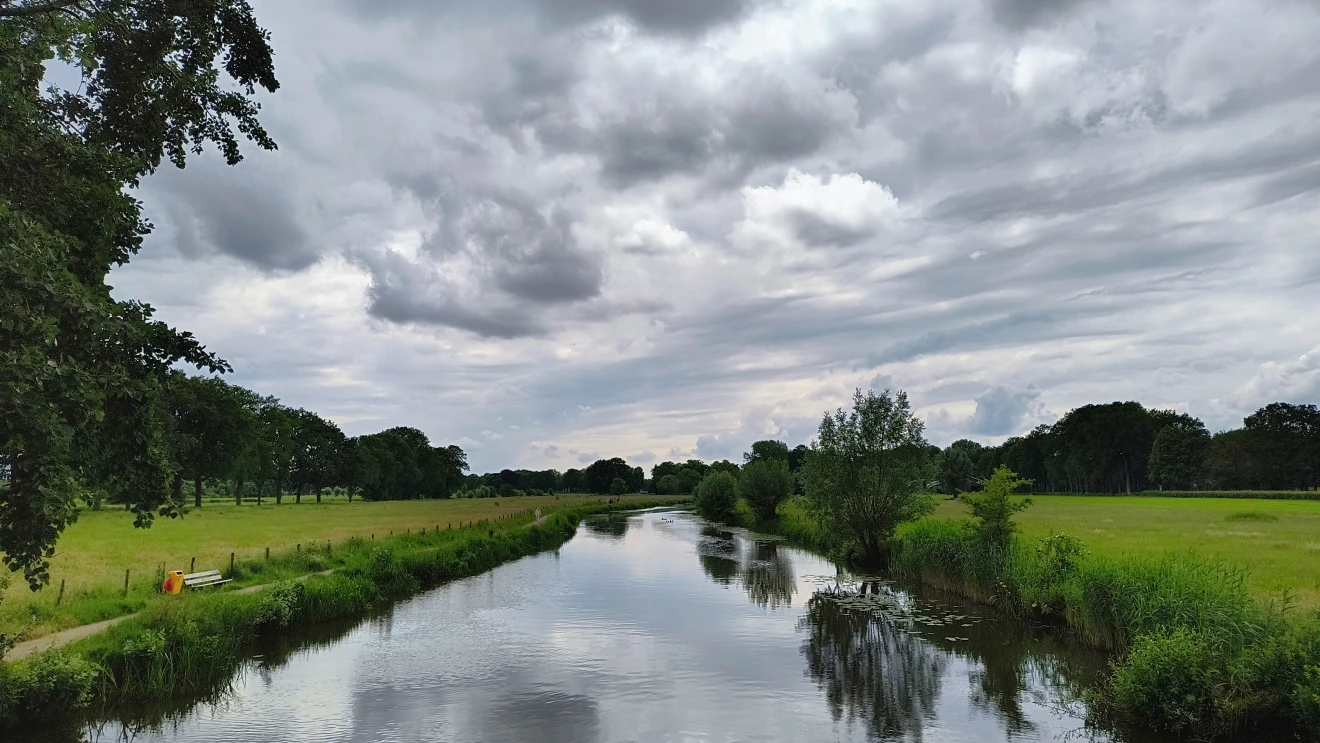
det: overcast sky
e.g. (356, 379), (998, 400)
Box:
(109, 0), (1320, 473)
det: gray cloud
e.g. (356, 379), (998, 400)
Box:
(989, 0), (1096, 29)
(154, 165), (318, 272)
(340, 0), (753, 34)
(967, 385), (1053, 436)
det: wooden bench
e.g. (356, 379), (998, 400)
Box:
(183, 570), (232, 590)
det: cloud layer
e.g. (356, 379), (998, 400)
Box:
(110, 0), (1320, 470)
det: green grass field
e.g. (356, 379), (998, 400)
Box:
(927, 495), (1320, 607)
(0, 494), (660, 642)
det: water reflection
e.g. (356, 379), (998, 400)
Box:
(799, 591), (944, 741)
(740, 541), (796, 609)
(582, 513), (630, 539)
(695, 527), (797, 607)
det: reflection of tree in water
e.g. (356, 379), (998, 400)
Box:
(584, 514), (629, 539)
(799, 590), (946, 742)
(739, 541), (796, 609)
(697, 528), (739, 585)
(965, 625), (1036, 737)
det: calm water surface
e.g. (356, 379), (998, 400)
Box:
(83, 509), (1170, 743)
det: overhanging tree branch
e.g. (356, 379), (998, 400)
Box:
(0, 0), (86, 17)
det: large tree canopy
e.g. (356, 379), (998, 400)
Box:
(0, 0), (278, 587)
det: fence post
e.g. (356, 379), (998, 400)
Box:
(230, 552), (235, 576)
(190, 556), (196, 573)
(266, 547), (270, 560)
(297, 543), (301, 553)
(123, 568), (130, 596)
(56, 579), (66, 606)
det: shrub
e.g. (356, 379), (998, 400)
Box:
(961, 465), (1032, 552)
(0, 650), (97, 720)
(254, 581), (305, 631)
(610, 477), (627, 496)
(368, 548), (420, 597)
(1110, 627), (1238, 734)
(695, 472), (738, 523)
(739, 459), (792, 522)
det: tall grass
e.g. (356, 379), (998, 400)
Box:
(0, 500), (682, 731)
(891, 518), (1320, 736)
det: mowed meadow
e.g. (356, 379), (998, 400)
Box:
(0, 494), (651, 641)
(925, 495), (1320, 607)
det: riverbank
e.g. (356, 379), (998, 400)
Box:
(739, 496), (1320, 739)
(0, 494), (660, 643)
(0, 499), (686, 734)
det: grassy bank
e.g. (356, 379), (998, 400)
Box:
(931, 495), (1320, 606)
(1, 494), (656, 643)
(0, 499), (685, 733)
(741, 494), (1320, 737)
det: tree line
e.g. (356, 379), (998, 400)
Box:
(935, 401), (1320, 494)
(150, 373), (469, 507)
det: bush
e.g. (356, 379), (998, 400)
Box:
(368, 548), (420, 597)
(0, 650), (97, 722)
(610, 477), (627, 496)
(961, 465), (1032, 552)
(739, 459), (792, 522)
(254, 581), (305, 631)
(695, 472), (738, 523)
(1110, 627), (1239, 733)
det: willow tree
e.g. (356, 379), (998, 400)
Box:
(802, 388), (933, 566)
(0, 0), (278, 587)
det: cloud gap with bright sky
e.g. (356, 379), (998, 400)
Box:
(111, 0), (1320, 471)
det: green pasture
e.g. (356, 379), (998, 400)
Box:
(926, 495), (1320, 608)
(0, 494), (659, 642)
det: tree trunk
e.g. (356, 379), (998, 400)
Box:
(171, 474), (183, 505)
(316, 486), (322, 504)
(194, 477), (203, 508)
(235, 472), (244, 506)
(348, 489), (353, 503)
(296, 490), (301, 504)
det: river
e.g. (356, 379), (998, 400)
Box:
(80, 508), (1171, 743)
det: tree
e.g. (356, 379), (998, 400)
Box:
(161, 374), (257, 507)
(1148, 418), (1210, 490)
(739, 458), (792, 522)
(936, 447), (975, 495)
(250, 402), (296, 505)
(563, 468), (584, 492)
(744, 440), (790, 465)
(801, 389), (933, 566)
(290, 409), (346, 503)
(788, 444), (809, 473)
(1243, 403), (1320, 490)
(694, 471), (737, 524)
(710, 460), (741, 478)
(0, 0), (278, 586)
(961, 465), (1032, 552)
(610, 477), (627, 496)
(584, 457), (633, 494)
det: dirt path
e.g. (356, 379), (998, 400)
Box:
(3, 569), (338, 662)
